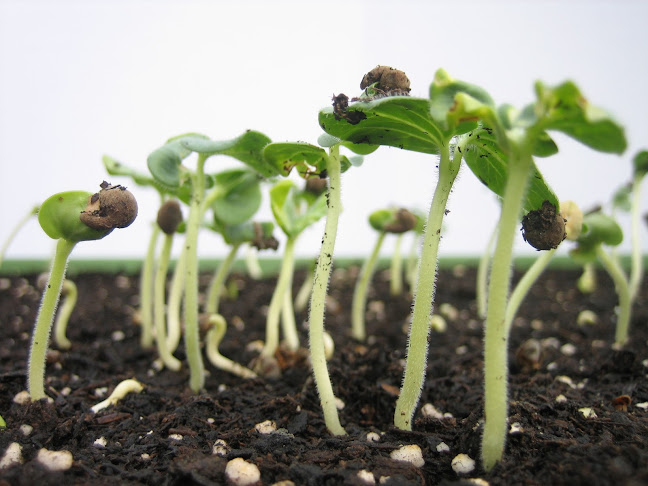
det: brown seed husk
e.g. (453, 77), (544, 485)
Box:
(80, 182), (138, 231)
(157, 200), (183, 235)
(521, 200), (566, 251)
(360, 66), (410, 93)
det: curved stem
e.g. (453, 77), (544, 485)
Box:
(154, 233), (182, 371)
(139, 224), (161, 348)
(596, 245), (631, 346)
(390, 233), (404, 296)
(206, 314), (257, 378)
(481, 144), (533, 471)
(184, 155), (207, 393)
(504, 248), (555, 333)
(0, 205), (38, 269)
(262, 236), (297, 357)
(395, 143), (458, 430)
(166, 245), (186, 353)
(28, 238), (76, 400)
(309, 145), (346, 435)
(351, 231), (386, 341)
(206, 243), (241, 316)
(53, 279), (77, 350)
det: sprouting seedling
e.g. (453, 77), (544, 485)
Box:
(320, 67), (495, 433)
(571, 211), (629, 345)
(103, 154), (166, 350)
(52, 279), (77, 350)
(28, 182), (137, 401)
(351, 207), (418, 341)
(457, 80), (626, 470)
(205, 314), (257, 379)
(152, 199), (183, 371)
(404, 210), (426, 292)
(0, 205), (38, 269)
(147, 130), (275, 393)
(254, 177), (328, 367)
(263, 139), (362, 435)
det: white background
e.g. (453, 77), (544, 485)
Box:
(1, 0), (647, 261)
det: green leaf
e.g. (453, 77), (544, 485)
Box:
(368, 209), (393, 232)
(270, 179), (327, 237)
(147, 133), (209, 189)
(611, 183), (632, 212)
(102, 155), (158, 188)
(181, 130), (276, 178)
(534, 80), (627, 154)
(39, 191), (111, 242)
(429, 68), (495, 136)
(319, 96), (444, 154)
(221, 221), (275, 246)
(263, 142), (329, 177)
(211, 169), (262, 226)
(572, 211), (624, 261)
(633, 150), (648, 178)
(461, 126), (559, 212)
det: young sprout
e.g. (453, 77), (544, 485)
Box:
(52, 279), (77, 350)
(28, 182), (137, 401)
(153, 200), (183, 371)
(263, 140), (361, 434)
(257, 178), (327, 364)
(205, 314), (257, 379)
(351, 208), (417, 341)
(571, 211), (629, 345)
(147, 131), (275, 393)
(90, 378), (144, 413)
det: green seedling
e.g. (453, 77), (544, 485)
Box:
(351, 208), (418, 341)
(153, 200), (183, 371)
(294, 259), (316, 313)
(0, 205), (38, 269)
(263, 139), (362, 435)
(320, 67), (495, 433)
(147, 130), (275, 392)
(571, 211), (629, 345)
(103, 154), (164, 349)
(28, 182), (137, 401)
(206, 314), (257, 379)
(52, 279), (77, 350)
(458, 80), (625, 470)
(404, 210), (425, 292)
(256, 177), (327, 363)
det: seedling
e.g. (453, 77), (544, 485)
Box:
(571, 211), (629, 345)
(90, 378), (144, 413)
(0, 205), (38, 269)
(147, 130), (276, 392)
(352, 207), (418, 341)
(52, 279), (77, 350)
(205, 314), (257, 379)
(28, 182), (137, 400)
(153, 199), (183, 371)
(256, 177), (327, 362)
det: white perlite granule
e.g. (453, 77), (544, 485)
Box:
(225, 457), (261, 486)
(36, 448), (74, 472)
(451, 453), (476, 474)
(389, 444), (425, 467)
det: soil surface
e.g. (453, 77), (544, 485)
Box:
(0, 264), (647, 485)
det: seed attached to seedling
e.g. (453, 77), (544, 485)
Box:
(80, 181), (138, 231)
(360, 65), (411, 95)
(157, 200), (183, 235)
(521, 200), (566, 250)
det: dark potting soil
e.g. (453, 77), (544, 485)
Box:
(0, 265), (647, 486)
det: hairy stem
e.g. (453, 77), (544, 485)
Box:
(262, 236), (297, 357)
(309, 145), (346, 435)
(154, 233), (181, 371)
(351, 231), (386, 341)
(28, 238), (76, 400)
(596, 245), (631, 345)
(482, 144), (533, 471)
(184, 155), (207, 393)
(394, 144), (458, 430)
